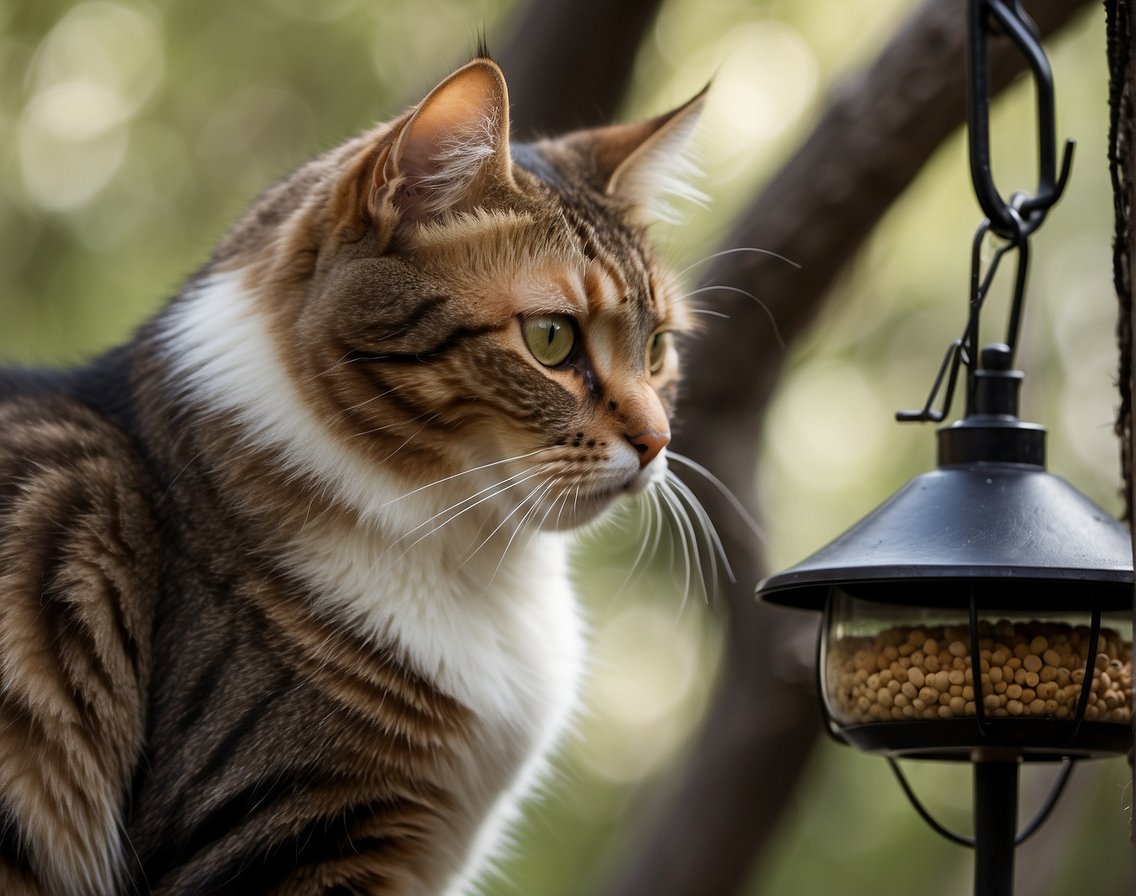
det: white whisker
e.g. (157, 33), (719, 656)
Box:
(375, 415), (440, 458)
(676, 245), (802, 278)
(683, 284), (786, 350)
(604, 454), (746, 607)
(648, 486), (668, 565)
(667, 451), (765, 544)
(462, 476), (553, 571)
(661, 475), (709, 607)
(670, 476), (714, 607)
(342, 413), (426, 440)
(656, 481), (695, 607)
(689, 308), (731, 319)
(386, 465), (545, 560)
(378, 446), (559, 508)
(615, 489), (660, 598)
(310, 349), (360, 380)
(536, 479), (570, 535)
(634, 492), (661, 579)
(553, 484), (574, 531)
(339, 383), (405, 415)
(665, 469), (733, 592)
(491, 479), (558, 580)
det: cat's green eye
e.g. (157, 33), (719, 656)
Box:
(647, 331), (671, 374)
(523, 314), (576, 367)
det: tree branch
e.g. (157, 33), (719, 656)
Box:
(496, 0), (665, 138)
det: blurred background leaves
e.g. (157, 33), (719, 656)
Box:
(0, 1), (1129, 893)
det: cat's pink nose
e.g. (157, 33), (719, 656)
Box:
(627, 429), (669, 468)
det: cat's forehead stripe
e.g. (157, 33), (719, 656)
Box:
(582, 258), (625, 314)
(554, 190), (652, 305)
(561, 221), (658, 339)
(581, 262), (619, 316)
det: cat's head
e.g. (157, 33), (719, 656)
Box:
(201, 58), (705, 534)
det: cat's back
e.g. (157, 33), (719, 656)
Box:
(0, 353), (159, 896)
(0, 350), (157, 548)
(0, 348), (158, 559)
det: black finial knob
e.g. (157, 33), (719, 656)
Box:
(937, 342), (1044, 467)
(973, 343), (1022, 417)
(980, 342), (1013, 371)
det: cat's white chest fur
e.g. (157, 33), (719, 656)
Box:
(291, 518), (585, 895)
(289, 511), (583, 725)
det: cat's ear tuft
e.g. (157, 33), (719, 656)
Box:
(376, 59), (513, 226)
(583, 88), (709, 225)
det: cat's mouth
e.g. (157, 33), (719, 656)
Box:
(597, 455), (664, 499)
(629, 451), (668, 492)
(542, 457), (665, 530)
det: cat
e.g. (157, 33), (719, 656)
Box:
(0, 55), (704, 895)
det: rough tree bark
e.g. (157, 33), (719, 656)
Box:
(1112, 1), (1134, 531)
(498, 1), (1100, 893)
(1105, 0), (1135, 850)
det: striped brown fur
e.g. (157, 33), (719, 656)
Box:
(0, 58), (705, 894)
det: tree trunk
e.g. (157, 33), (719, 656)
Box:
(496, 0), (665, 137)
(1111, 0), (1134, 530)
(1104, 0), (1135, 839)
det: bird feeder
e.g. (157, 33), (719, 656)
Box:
(754, 3), (1133, 894)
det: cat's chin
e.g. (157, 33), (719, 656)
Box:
(540, 459), (665, 532)
(540, 492), (623, 531)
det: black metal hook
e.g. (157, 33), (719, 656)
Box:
(896, 222), (1018, 423)
(895, 339), (967, 423)
(966, 0), (1075, 240)
(900, 3), (1071, 426)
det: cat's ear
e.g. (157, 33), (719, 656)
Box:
(375, 58), (514, 226)
(576, 88), (708, 225)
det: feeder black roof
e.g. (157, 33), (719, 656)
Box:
(756, 346), (1134, 612)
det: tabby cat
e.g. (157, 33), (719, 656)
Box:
(0, 56), (704, 894)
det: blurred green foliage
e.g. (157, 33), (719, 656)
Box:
(0, 1), (1130, 894)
